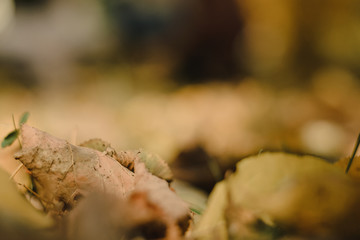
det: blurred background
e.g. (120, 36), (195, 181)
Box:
(1, 0), (360, 191)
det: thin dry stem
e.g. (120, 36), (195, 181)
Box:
(9, 163), (24, 180)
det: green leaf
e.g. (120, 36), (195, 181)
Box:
(19, 112), (30, 125)
(1, 130), (19, 148)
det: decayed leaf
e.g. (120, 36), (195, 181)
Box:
(68, 161), (190, 240)
(68, 191), (181, 240)
(195, 152), (360, 239)
(80, 139), (173, 181)
(13, 124), (190, 239)
(113, 149), (173, 181)
(137, 150), (173, 182)
(134, 161), (190, 235)
(14, 125), (135, 216)
(114, 150), (137, 171)
(80, 139), (136, 170)
(79, 138), (111, 152)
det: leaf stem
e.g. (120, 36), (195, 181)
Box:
(9, 163), (24, 180)
(12, 114), (22, 148)
(17, 183), (49, 205)
(345, 133), (360, 174)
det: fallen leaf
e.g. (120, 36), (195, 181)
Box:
(66, 161), (190, 240)
(195, 152), (360, 239)
(80, 139), (173, 181)
(79, 138), (111, 152)
(67, 192), (170, 240)
(134, 161), (190, 234)
(13, 124), (191, 239)
(14, 125), (135, 216)
(137, 149), (173, 182)
(193, 181), (228, 240)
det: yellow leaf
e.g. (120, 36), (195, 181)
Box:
(193, 181), (228, 240)
(196, 152), (360, 239)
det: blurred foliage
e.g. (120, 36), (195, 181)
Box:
(2, 1), (360, 238)
(0, 168), (53, 229)
(1, 0), (360, 87)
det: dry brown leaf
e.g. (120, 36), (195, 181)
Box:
(136, 150), (173, 182)
(14, 125), (135, 216)
(134, 161), (190, 236)
(13, 124), (190, 239)
(67, 162), (190, 240)
(79, 138), (111, 152)
(67, 192), (169, 240)
(81, 139), (173, 181)
(80, 138), (136, 171)
(113, 150), (137, 170)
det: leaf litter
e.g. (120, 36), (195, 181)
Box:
(12, 124), (190, 239)
(4, 123), (360, 239)
(195, 152), (360, 240)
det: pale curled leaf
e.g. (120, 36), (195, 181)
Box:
(115, 150), (137, 171)
(80, 139), (136, 170)
(134, 161), (188, 221)
(134, 161), (191, 237)
(80, 140), (174, 182)
(137, 149), (173, 182)
(68, 189), (187, 240)
(15, 125), (135, 216)
(14, 124), (190, 238)
(67, 161), (191, 240)
(79, 138), (111, 152)
(114, 149), (173, 181)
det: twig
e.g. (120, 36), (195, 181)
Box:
(9, 163), (24, 180)
(345, 133), (360, 174)
(17, 182), (51, 206)
(18, 183), (41, 199)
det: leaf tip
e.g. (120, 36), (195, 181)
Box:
(19, 112), (30, 125)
